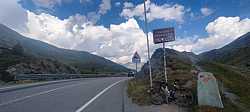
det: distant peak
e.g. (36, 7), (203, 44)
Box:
(0, 23), (10, 30)
(0, 23), (5, 27)
(246, 32), (250, 35)
(237, 32), (250, 41)
(0, 23), (6, 26)
(243, 32), (250, 36)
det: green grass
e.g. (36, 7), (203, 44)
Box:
(127, 53), (197, 106)
(223, 98), (242, 112)
(198, 61), (250, 111)
(127, 79), (152, 105)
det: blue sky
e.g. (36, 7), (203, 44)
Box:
(18, 0), (250, 38)
(1, 0), (250, 68)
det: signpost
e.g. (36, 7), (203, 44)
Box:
(153, 27), (175, 83)
(153, 27), (175, 44)
(132, 52), (141, 73)
(143, 0), (153, 88)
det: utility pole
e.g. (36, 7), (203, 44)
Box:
(135, 62), (138, 73)
(163, 42), (167, 83)
(143, 0), (153, 88)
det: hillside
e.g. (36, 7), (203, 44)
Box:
(197, 61), (250, 112)
(0, 24), (129, 74)
(198, 33), (250, 111)
(139, 48), (195, 82)
(128, 48), (197, 105)
(200, 32), (250, 70)
(0, 46), (79, 82)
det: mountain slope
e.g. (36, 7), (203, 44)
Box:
(0, 46), (79, 82)
(0, 24), (129, 73)
(199, 32), (250, 69)
(128, 48), (197, 105)
(138, 48), (195, 85)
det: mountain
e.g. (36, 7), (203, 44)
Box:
(0, 46), (80, 82)
(199, 32), (250, 69)
(0, 24), (129, 75)
(138, 48), (196, 88)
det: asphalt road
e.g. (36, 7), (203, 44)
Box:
(0, 77), (130, 112)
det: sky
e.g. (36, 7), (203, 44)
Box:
(0, 0), (250, 69)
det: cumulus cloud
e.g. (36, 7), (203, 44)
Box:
(121, 1), (186, 22)
(98, 0), (111, 15)
(1, 1), (250, 69)
(80, 0), (91, 4)
(200, 7), (214, 16)
(80, 0), (112, 23)
(0, 0), (28, 32)
(31, 0), (72, 9)
(115, 2), (121, 7)
(192, 17), (250, 53)
(24, 11), (155, 65)
(123, 2), (134, 8)
(170, 17), (250, 54)
(21, 13), (250, 67)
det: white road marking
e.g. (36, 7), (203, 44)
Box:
(75, 78), (127, 112)
(0, 79), (81, 91)
(0, 82), (86, 106)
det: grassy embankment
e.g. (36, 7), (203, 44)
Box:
(198, 61), (250, 112)
(127, 57), (197, 106)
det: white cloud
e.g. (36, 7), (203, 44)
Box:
(115, 2), (121, 7)
(123, 2), (134, 8)
(98, 0), (111, 15)
(80, 0), (112, 23)
(121, 1), (186, 22)
(0, 0), (154, 68)
(32, 0), (60, 8)
(24, 11), (156, 66)
(192, 17), (250, 53)
(1, 1), (250, 69)
(31, 0), (72, 9)
(80, 0), (91, 4)
(87, 12), (101, 24)
(201, 7), (214, 16)
(0, 0), (28, 32)
(169, 17), (250, 54)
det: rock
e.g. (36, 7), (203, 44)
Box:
(6, 59), (80, 75)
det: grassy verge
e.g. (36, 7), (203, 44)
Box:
(198, 61), (250, 111)
(127, 53), (197, 106)
(127, 79), (152, 105)
(127, 70), (197, 106)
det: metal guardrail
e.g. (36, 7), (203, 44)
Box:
(14, 74), (126, 81)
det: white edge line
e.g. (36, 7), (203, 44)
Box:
(75, 78), (127, 112)
(0, 82), (85, 106)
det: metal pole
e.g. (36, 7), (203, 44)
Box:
(163, 42), (167, 83)
(136, 62), (138, 73)
(143, 0), (153, 88)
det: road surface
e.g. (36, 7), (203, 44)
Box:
(0, 77), (130, 112)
